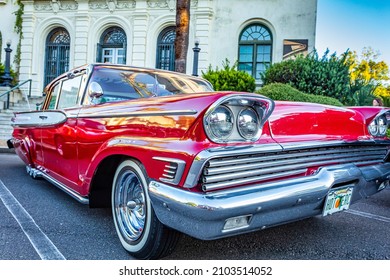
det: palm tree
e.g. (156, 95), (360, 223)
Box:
(175, 0), (190, 73)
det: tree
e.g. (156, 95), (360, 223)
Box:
(345, 47), (389, 105)
(346, 47), (389, 86)
(374, 85), (390, 106)
(175, 0), (190, 73)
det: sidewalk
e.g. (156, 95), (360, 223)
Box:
(0, 139), (14, 153)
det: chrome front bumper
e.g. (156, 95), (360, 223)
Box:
(148, 163), (390, 240)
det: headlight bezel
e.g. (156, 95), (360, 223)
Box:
(368, 112), (389, 138)
(203, 95), (274, 143)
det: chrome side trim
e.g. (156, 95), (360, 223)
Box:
(153, 157), (186, 185)
(278, 139), (377, 150)
(12, 111), (67, 127)
(42, 173), (89, 204)
(77, 109), (198, 119)
(26, 166), (89, 205)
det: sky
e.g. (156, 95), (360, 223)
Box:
(315, 0), (390, 66)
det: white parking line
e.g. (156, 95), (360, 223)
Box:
(0, 179), (66, 260)
(346, 209), (390, 223)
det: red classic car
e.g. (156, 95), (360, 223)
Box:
(9, 64), (390, 259)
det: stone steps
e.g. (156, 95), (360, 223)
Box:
(0, 97), (44, 144)
(0, 112), (14, 142)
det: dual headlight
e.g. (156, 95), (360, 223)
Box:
(206, 106), (260, 141)
(368, 115), (388, 137)
(204, 96), (270, 143)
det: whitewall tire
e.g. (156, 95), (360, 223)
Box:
(111, 159), (180, 259)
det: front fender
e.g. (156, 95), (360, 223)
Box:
(81, 136), (208, 194)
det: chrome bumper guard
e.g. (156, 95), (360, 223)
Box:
(149, 163), (390, 240)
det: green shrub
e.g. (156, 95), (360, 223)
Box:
(261, 50), (352, 104)
(351, 84), (377, 106)
(256, 83), (344, 106)
(0, 63), (5, 84)
(202, 59), (256, 92)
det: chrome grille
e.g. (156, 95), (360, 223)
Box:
(201, 145), (389, 191)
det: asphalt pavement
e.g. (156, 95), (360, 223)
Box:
(0, 152), (389, 260)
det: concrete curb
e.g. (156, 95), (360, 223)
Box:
(0, 139), (14, 153)
(0, 147), (15, 154)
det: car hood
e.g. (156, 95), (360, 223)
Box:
(76, 95), (380, 144)
(268, 101), (371, 144)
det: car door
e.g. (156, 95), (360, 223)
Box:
(11, 82), (62, 169)
(40, 73), (86, 193)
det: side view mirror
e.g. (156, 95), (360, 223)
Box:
(88, 82), (104, 101)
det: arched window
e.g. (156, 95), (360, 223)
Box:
(156, 27), (176, 71)
(97, 27), (127, 64)
(238, 24), (272, 80)
(44, 28), (70, 86)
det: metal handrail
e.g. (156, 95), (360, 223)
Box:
(0, 79), (32, 110)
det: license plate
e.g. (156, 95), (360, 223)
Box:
(323, 186), (353, 216)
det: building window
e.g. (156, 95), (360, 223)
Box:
(156, 27), (176, 71)
(44, 28), (70, 86)
(97, 27), (127, 64)
(238, 24), (272, 80)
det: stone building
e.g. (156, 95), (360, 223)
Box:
(1, 0), (317, 97)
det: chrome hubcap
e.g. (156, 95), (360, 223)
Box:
(114, 170), (146, 242)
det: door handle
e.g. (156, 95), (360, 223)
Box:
(39, 115), (48, 120)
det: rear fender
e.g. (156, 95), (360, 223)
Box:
(12, 136), (35, 167)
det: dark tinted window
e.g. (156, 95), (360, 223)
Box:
(87, 66), (213, 104)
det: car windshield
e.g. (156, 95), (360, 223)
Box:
(88, 66), (214, 103)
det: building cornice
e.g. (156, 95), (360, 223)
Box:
(33, 0), (78, 13)
(147, 0), (198, 11)
(89, 0), (136, 12)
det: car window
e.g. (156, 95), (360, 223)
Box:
(57, 75), (83, 109)
(47, 83), (61, 110)
(85, 66), (213, 104)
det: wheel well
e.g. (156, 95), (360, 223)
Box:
(89, 155), (125, 208)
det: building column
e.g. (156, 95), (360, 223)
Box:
(18, 1), (39, 97)
(192, 0), (213, 73)
(74, 0), (90, 67)
(131, 0), (149, 67)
